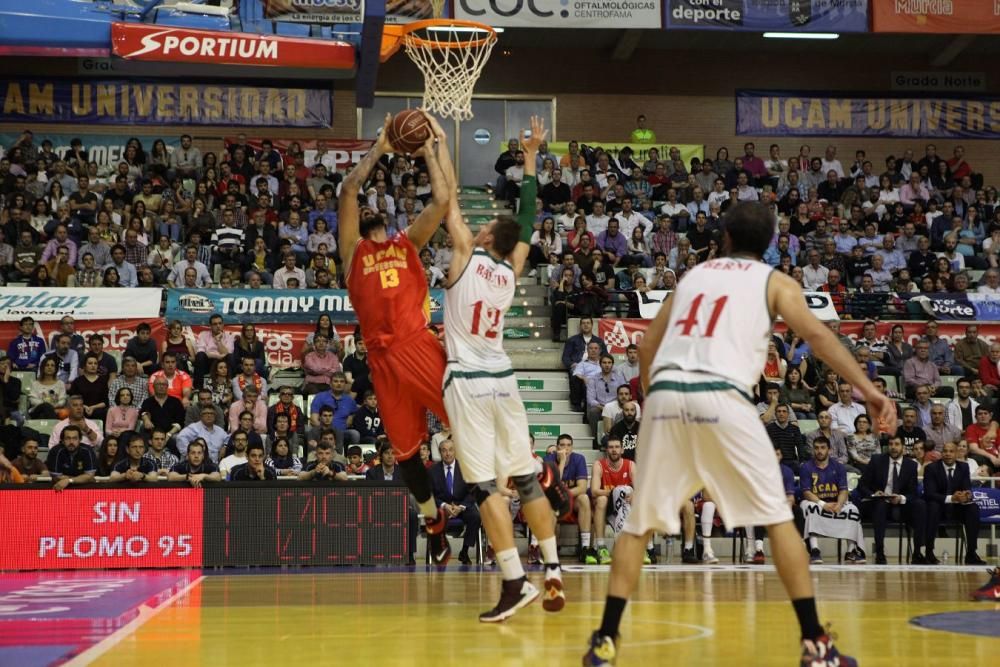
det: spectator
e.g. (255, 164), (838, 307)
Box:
(45, 425), (97, 491)
(601, 385), (639, 434)
(585, 355), (626, 436)
(107, 356), (148, 408)
(48, 394), (102, 448)
(562, 318), (607, 411)
(804, 411), (850, 468)
(545, 434), (593, 564)
(309, 372), (359, 450)
(902, 340), (941, 397)
(176, 404), (228, 461)
(952, 325), (988, 378)
(353, 391), (384, 444)
(966, 406), (1000, 474)
(614, 344), (640, 383)
(924, 403), (961, 454)
(799, 436), (865, 564)
(42, 333), (79, 389)
(429, 439), (481, 564)
(298, 439), (346, 481)
(167, 245), (211, 288)
(194, 314), (235, 386)
(883, 324), (913, 373)
(11, 437), (47, 481)
(86, 334), (118, 383)
(103, 244), (137, 288)
(757, 383), (783, 424)
(0, 356), (22, 426)
(95, 436), (121, 477)
(69, 353), (108, 422)
(924, 441), (985, 565)
(923, 320), (963, 375)
(143, 429), (179, 475)
(264, 436), (301, 476)
(344, 445), (369, 475)
(230, 442), (277, 481)
(28, 356), (67, 419)
(231, 356), (267, 402)
(303, 334), (340, 394)
(845, 414), (879, 472)
(911, 384), (934, 428)
(608, 401), (640, 461)
(272, 252), (306, 289)
(123, 323), (158, 376)
(232, 322), (267, 377)
(167, 440), (221, 487)
(946, 378), (979, 432)
(218, 431), (250, 479)
(828, 382), (865, 435)
(140, 377), (185, 442)
(6, 316), (45, 371)
(782, 368), (815, 420)
(109, 434), (157, 483)
(856, 435), (928, 565)
(978, 343), (1000, 394)
(148, 352), (193, 405)
(767, 404), (806, 474)
(228, 384), (267, 434)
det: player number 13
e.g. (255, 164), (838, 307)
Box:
(379, 268), (400, 289)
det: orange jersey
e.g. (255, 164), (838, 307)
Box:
(347, 234), (431, 351)
(596, 458), (634, 490)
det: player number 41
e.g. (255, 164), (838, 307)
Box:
(675, 294), (728, 337)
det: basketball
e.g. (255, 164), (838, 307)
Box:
(386, 109), (432, 154)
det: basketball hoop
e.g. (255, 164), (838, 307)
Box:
(381, 19), (497, 121)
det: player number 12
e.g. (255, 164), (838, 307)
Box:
(470, 300), (501, 339)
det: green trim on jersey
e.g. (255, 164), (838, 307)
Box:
(442, 366), (516, 394)
(472, 248), (513, 270)
(647, 379), (752, 403)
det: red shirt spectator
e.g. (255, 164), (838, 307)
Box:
(979, 348), (1000, 389)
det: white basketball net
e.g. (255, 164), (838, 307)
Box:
(402, 26), (497, 121)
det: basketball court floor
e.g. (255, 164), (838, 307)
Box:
(4, 565), (997, 666)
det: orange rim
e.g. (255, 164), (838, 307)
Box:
(380, 19), (496, 62)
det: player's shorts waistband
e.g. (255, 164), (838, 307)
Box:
(442, 364), (515, 393)
(648, 368), (752, 403)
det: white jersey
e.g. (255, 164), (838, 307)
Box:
(444, 249), (516, 372)
(652, 257), (773, 391)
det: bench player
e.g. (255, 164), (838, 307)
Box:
(432, 114), (568, 622)
(589, 437), (641, 565)
(339, 114), (452, 564)
(583, 202), (895, 667)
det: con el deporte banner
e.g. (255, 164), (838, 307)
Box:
(455, 0), (661, 29)
(165, 288), (444, 326)
(872, 1), (1000, 35)
(0, 288), (161, 321)
(0, 132), (180, 169)
(0, 79), (332, 128)
(599, 318), (1000, 355)
(224, 137), (374, 171)
(916, 293), (1000, 321)
(736, 90), (1000, 139)
(664, 0), (868, 32)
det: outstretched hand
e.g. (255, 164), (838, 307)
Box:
(375, 113), (394, 155)
(419, 109), (448, 141)
(520, 115), (548, 154)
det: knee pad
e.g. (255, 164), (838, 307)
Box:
(472, 480), (499, 506)
(511, 473), (544, 503)
(537, 461), (573, 519)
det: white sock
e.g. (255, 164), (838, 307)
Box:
(754, 539), (764, 552)
(809, 536), (819, 550)
(581, 532), (591, 548)
(497, 548), (525, 582)
(848, 540), (857, 551)
(701, 501), (716, 538)
(419, 499), (437, 521)
(647, 538), (655, 550)
(595, 538), (606, 548)
(539, 535), (559, 565)
(703, 537), (714, 553)
(684, 540), (694, 550)
(530, 533), (539, 546)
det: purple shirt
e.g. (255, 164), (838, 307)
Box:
(780, 463), (796, 498)
(546, 451), (588, 484)
(7, 334), (46, 370)
(596, 230), (627, 258)
(799, 459), (847, 502)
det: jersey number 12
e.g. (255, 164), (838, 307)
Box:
(470, 300), (501, 339)
(675, 294), (728, 337)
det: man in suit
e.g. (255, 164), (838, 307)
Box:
(560, 316), (608, 412)
(366, 441), (419, 564)
(924, 441), (986, 565)
(430, 439), (482, 564)
(857, 435), (928, 564)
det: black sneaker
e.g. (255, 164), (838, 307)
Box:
(479, 577), (539, 623)
(681, 548), (698, 564)
(582, 631), (617, 666)
(425, 507), (451, 566)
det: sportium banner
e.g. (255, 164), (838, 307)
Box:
(873, 1), (1000, 35)
(454, 0), (662, 28)
(0, 79), (333, 128)
(664, 0), (868, 32)
(736, 90), (1000, 139)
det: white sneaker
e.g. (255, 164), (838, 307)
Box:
(702, 549), (719, 565)
(528, 268), (537, 277)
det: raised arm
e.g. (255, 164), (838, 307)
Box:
(339, 114), (393, 269)
(509, 116), (547, 276)
(421, 115), (473, 285)
(406, 113), (450, 249)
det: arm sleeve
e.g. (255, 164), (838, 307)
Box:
(518, 175), (537, 244)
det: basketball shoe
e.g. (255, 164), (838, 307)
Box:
(800, 634), (857, 667)
(971, 568), (1000, 601)
(479, 577), (539, 623)
(542, 574), (565, 612)
(582, 631), (617, 666)
(425, 507), (452, 565)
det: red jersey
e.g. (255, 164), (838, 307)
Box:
(965, 423), (999, 457)
(347, 234), (431, 352)
(596, 458), (634, 490)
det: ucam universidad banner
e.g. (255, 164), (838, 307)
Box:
(664, 0), (868, 32)
(454, 0), (661, 28)
(0, 79), (332, 127)
(0, 132), (179, 169)
(872, 0), (1000, 34)
(0, 288), (162, 322)
(736, 90), (1000, 139)
(165, 288), (445, 325)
